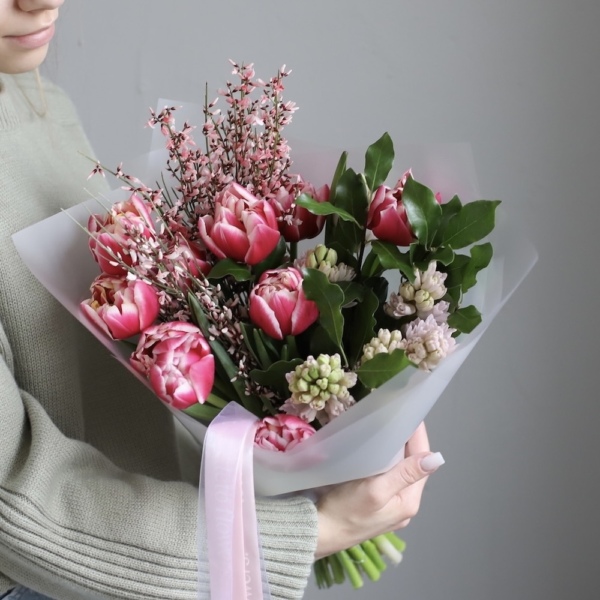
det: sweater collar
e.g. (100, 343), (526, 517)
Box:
(0, 75), (20, 129)
(0, 72), (44, 129)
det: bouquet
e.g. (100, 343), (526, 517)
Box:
(13, 61), (537, 594)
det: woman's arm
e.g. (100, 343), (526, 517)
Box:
(0, 325), (316, 600)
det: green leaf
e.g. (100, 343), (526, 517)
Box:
(442, 200), (501, 249)
(182, 402), (222, 424)
(205, 393), (228, 409)
(346, 288), (379, 367)
(432, 194), (462, 247)
(302, 268), (346, 356)
(295, 193), (361, 226)
(336, 281), (365, 307)
(426, 245), (455, 267)
(250, 358), (303, 399)
(208, 258), (252, 281)
(361, 250), (383, 278)
(448, 304), (482, 334)
(308, 324), (341, 357)
(357, 349), (413, 389)
(325, 169), (369, 252)
(402, 176), (443, 248)
(462, 243), (493, 293)
(370, 241), (415, 281)
(330, 150), (348, 198)
(442, 254), (470, 298)
(364, 132), (394, 192)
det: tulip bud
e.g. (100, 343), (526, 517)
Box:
(80, 274), (160, 340)
(254, 414), (316, 452)
(130, 321), (215, 408)
(248, 267), (318, 340)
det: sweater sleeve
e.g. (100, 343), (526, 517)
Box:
(0, 326), (317, 600)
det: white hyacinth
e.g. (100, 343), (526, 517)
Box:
(283, 353), (357, 425)
(295, 244), (356, 282)
(418, 261), (447, 299)
(361, 328), (405, 364)
(388, 261), (448, 319)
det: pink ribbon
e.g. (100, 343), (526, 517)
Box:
(197, 402), (271, 600)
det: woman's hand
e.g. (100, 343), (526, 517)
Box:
(314, 422), (443, 559)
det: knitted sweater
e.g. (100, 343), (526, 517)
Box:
(0, 72), (317, 600)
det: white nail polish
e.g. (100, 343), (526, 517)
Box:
(420, 452), (445, 472)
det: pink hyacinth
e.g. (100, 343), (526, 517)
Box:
(254, 414), (316, 452)
(130, 321), (215, 409)
(401, 315), (457, 371)
(80, 274), (160, 340)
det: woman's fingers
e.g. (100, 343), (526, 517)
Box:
(378, 451), (444, 499)
(405, 421), (430, 458)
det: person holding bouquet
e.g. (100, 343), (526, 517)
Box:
(0, 1), (444, 599)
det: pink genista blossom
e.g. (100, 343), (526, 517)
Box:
(367, 170), (415, 246)
(130, 321), (215, 409)
(88, 194), (155, 275)
(254, 414), (316, 452)
(248, 267), (319, 340)
(401, 315), (457, 371)
(270, 181), (329, 242)
(197, 182), (281, 265)
(163, 233), (212, 292)
(80, 274), (160, 340)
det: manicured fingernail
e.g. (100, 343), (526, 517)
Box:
(420, 452), (445, 473)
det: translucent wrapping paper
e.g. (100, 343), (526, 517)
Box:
(13, 102), (537, 496)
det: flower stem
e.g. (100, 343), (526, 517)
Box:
(319, 557), (334, 588)
(329, 553), (347, 585)
(361, 539), (387, 572)
(347, 544), (381, 582)
(373, 533), (404, 565)
(338, 550), (364, 588)
(385, 532), (407, 552)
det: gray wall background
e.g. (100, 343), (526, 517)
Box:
(45, 1), (600, 599)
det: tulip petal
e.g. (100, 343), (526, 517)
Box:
(80, 301), (112, 338)
(245, 223), (281, 265)
(188, 354), (215, 404)
(249, 295), (284, 340)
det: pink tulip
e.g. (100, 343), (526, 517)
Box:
(88, 194), (155, 275)
(270, 181), (329, 242)
(197, 182), (281, 265)
(130, 321), (215, 409)
(367, 171), (414, 246)
(249, 267), (318, 340)
(254, 414), (316, 452)
(80, 274), (160, 340)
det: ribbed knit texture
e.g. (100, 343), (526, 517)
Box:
(0, 73), (317, 599)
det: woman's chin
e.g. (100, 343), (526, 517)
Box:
(0, 45), (50, 75)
